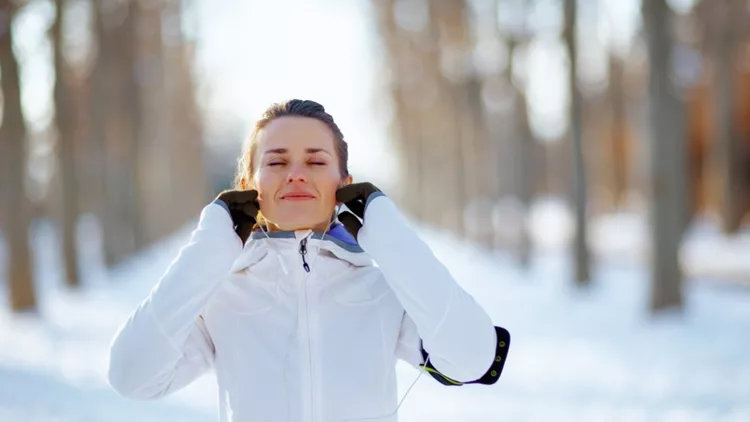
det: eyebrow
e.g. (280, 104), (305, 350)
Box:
(263, 148), (332, 156)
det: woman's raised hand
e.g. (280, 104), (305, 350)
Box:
(215, 189), (259, 242)
(335, 182), (382, 240)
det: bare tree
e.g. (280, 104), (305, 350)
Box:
(707, 0), (746, 234)
(52, 0), (82, 287)
(512, 87), (535, 265)
(607, 54), (629, 208)
(564, 0), (590, 286)
(371, 0), (425, 221)
(135, 0), (171, 245)
(0, 0), (37, 311)
(373, 0), (456, 230)
(643, 0), (685, 312)
(85, 0), (110, 262)
(163, 0), (209, 229)
(430, 0), (475, 236)
(504, 3), (536, 265)
(92, 0), (143, 266)
(82, 0), (204, 268)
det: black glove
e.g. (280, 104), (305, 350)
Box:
(335, 182), (382, 240)
(215, 189), (259, 243)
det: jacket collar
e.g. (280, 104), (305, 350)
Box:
(230, 223), (372, 273)
(248, 222), (362, 253)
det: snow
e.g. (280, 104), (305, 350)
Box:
(1, 200), (750, 422)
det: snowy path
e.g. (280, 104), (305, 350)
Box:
(1, 215), (749, 421)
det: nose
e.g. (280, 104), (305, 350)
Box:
(286, 163), (308, 183)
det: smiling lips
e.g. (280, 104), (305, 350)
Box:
(281, 192), (315, 201)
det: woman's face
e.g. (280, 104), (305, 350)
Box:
(252, 116), (351, 232)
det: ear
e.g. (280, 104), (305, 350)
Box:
(336, 175), (353, 207)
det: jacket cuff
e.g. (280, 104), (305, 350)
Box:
(364, 191), (385, 212)
(419, 326), (510, 386)
(212, 199), (231, 215)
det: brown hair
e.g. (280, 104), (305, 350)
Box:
(233, 99), (350, 190)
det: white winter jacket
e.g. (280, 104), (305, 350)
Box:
(107, 193), (509, 422)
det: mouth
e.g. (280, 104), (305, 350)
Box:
(281, 193), (316, 201)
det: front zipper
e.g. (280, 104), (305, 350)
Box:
(299, 236), (316, 421)
(299, 238), (311, 273)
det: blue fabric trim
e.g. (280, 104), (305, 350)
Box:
(364, 191), (385, 212)
(213, 199), (230, 214)
(311, 231), (363, 253)
(323, 223), (358, 246)
(248, 223), (364, 253)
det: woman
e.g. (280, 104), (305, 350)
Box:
(107, 99), (510, 422)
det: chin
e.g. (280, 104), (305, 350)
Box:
(272, 216), (328, 232)
(269, 205), (333, 232)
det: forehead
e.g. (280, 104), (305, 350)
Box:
(257, 116), (336, 151)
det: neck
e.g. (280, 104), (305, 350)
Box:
(265, 221), (332, 233)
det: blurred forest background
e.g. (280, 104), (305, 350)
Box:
(1, 0), (750, 420)
(1, 0), (749, 314)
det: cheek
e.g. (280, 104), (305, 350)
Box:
(254, 170), (280, 203)
(315, 176), (342, 205)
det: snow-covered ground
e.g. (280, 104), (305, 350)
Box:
(1, 200), (749, 422)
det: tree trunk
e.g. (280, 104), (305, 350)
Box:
(117, 0), (144, 252)
(52, 0), (81, 287)
(135, 0), (171, 245)
(87, 0), (110, 266)
(643, 0), (684, 313)
(0, 1), (37, 311)
(372, 0), (486, 239)
(371, 0), (424, 221)
(423, 4), (460, 234)
(431, 0), (478, 237)
(608, 54), (628, 207)
(711, 0), (744, 234)
(564, 0), (590, 286)
(514, 87), (535, 266)
(96, 0), (142, 266)
(504, 31), (536, 264)
(93, 0), (127, 267)
(163, 0), (209, 230)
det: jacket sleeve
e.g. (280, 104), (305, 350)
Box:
(358, 194), (505, 384)
(107, 202), (243, 399)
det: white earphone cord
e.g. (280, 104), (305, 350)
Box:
(338, 358), (427, 422)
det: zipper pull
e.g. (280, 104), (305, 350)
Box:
(299, 238), (311, 273)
